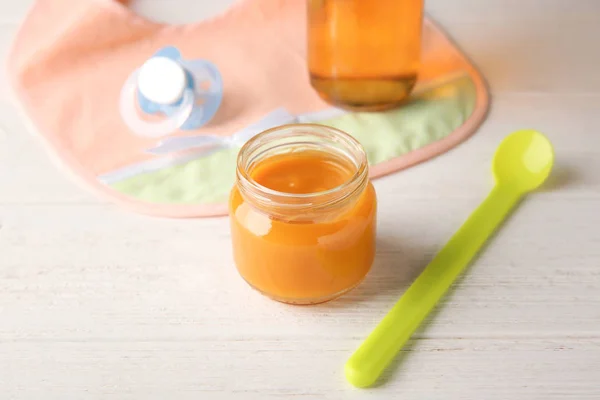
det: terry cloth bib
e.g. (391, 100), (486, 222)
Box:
(8, 0), (489, 218)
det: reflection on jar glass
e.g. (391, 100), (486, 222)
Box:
(307, 0), (424, 111)
(229, 124), (377, 304)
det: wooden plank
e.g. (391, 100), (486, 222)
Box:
(1, 196), (598, 341)
(1, 339), (599, 399)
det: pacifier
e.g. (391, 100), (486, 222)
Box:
(119, 46), (223, 138)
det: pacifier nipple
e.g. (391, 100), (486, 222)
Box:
(138, 57), (187, 105)
(119, 46), (223, 139)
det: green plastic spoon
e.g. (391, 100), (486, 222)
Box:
(345, 129), (555, 388)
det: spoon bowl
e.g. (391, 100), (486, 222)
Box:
(493, 129), (554, 193)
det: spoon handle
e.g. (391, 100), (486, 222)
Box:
(345, 184), (522, 388)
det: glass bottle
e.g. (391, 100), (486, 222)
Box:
(307, 0), (424, 111)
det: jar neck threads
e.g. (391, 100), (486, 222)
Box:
(236, 124), (368, 219)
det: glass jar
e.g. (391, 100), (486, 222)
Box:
(229, 124), (377, 304)
(307, 0), (424, 111)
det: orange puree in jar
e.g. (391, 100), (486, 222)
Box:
(229, 124), (377, 304)
(252, 151), (354, 194)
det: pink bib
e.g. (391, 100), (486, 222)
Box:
(9, 0), (489, 217)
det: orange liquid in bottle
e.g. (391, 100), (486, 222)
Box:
(308, 0), (423, 110)
(230, 150), (377, 304)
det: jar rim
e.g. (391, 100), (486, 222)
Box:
(236, 123), (369, 211)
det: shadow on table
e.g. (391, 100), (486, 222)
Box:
(319, 233), (432, 309)
(539, 162), (580, 193)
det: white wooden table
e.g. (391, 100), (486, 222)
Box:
(1, 1), (600, 398)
